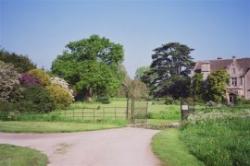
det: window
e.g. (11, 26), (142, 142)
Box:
(232, 68), (236, 74)
(231, 77), (237, 86)
(240, 77), (243, 85)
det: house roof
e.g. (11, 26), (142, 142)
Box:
(193, 57), (250, 74)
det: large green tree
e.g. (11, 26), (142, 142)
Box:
(51, 35), (124, 100)
(0, 49), (36, 73)
(143, 42), (194, 98)
(192, 73), (203, 101)
(206, 70), (229, 103)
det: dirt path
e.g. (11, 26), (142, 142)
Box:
(0, 127), (160, 166)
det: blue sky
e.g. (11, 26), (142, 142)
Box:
(1, 0), (250, 77)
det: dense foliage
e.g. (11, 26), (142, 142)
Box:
(19, 73), (41, 87)
(46, 84), (74, 108)
(50, 76), (74, 99)
(181, 117), (250, 166)
(28, 69), (51, 86)
(142, 42), (194, 98)
(191, 73), (203, 101)
(0, 56), (74, 114)
(127, 80), (148, 99)
(0, 61), (21, 102)
(205, 70), (229, 102)
(134, 66), (149, 80)
(52, 35), (124, 100)
(0, 49), (36, 73)
(17, 86), (55, 113)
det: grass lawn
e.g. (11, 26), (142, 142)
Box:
(0, 121), (126, 133)
(0, 144), (48, 166)
(148, 104), (180, 120)
(67, 98), (127, 109)
(54, 99), (181, 121)
(152, 129), (203, 166)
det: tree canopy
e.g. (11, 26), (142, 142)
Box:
(192, 73), (203, 101)
(142, 42), (194, 98)
(51, 35), (124, 100)
(206, 70), (229, 102)
(0, 49), (36, 73)
(134, 66), (150, 81)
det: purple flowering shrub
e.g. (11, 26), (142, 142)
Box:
(19, 73), (40, 86)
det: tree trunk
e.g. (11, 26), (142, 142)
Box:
(84, 88), (92, 102)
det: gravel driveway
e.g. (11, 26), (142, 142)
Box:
(0, 127), (160, 166)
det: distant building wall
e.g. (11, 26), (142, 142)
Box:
(245, 70), (250, 100)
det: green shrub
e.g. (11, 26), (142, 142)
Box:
(165, 96), (180, 105)
(17, 86), (55, 113)
(235, 97), (250, 105)
(46, 84), (74, 108)
(0, 100), (18, 120)
(0, 100), (14, 112)
(28, 69), (50, 86)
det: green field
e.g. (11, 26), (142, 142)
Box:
(0, 144), (48, 166)
(152, 129), (203, 166)
(0, 121), (126, 133)
(0, 98), (181, 132)
(148, 103), (180, 120)
(2, 99), (181, 123)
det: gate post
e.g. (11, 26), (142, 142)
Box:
(180, 99), (189, 120)
(126, 96), (129, 120)
(131, 98), (135, 123)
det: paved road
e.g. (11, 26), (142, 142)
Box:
(0, 127), (161, 166)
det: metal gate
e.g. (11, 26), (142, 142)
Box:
(130, 98), (148, 126)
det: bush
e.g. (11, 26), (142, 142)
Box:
(235, 97), (250, 105)
(17, 86), (55, 113)
(28, 69), (50, 86)
(50, 76), (74, 100)
(46, 84), (74, 108)
(19, 73), (40, 87)
(0, 61), (21, 102)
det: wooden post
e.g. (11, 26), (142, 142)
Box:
(146, 99), (149, 125)
(103, 108), (105, 120)
(64, 110), (66, 121)
(131, 98), (135, 123)
(82, 110), (84, 120)
(180, 99), (189, 120)
(115, 107), (117, 120)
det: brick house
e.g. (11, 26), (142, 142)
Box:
(192, 57), (250, 103)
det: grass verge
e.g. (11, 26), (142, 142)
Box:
(0, 121), (127, 133)
(181, 117), (250, 166)
(0, 144), (48, 166)
(152, 128), (203, 166)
